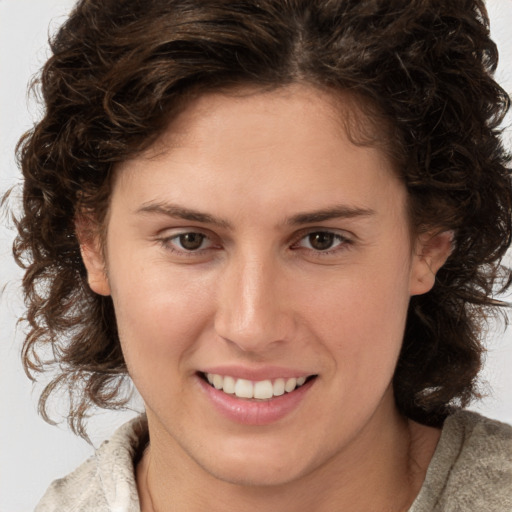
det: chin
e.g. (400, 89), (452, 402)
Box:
(191, 441), (317, 488)
(202, 461), (307, 488)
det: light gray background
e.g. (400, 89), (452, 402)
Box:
(1, 1), (511, 511)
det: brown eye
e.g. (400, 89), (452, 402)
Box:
(307, 232), (337, 251)
(293, 230), (349, 254)
(177, 233), (207, 251)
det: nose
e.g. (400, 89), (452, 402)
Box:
(214, 249), (294, 353)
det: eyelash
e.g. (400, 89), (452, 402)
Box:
(157, 229), (353, 258)
(290, 230), (352, 257)
(158, 232), (216, 257)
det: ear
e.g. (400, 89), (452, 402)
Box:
(75, 216), (111, 296)
(409, 230), (454, 296)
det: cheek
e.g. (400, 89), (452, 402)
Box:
(298, 257), (412, 375)
(108, 262), (215, 372)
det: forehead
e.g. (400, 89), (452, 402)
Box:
(142, 83), (396, 164)
(111, 84), (407, 227)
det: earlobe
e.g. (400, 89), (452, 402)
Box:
(410, 230), (454, 296)
(75, 217), (111, 297)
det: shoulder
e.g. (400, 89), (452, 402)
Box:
(34, 415), (147, 512)
(411, 410), (512, 512)
(443, 410), (512, 478)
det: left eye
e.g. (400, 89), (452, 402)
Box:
(297, 231), (346, 251)
(168, 232), (211, 251)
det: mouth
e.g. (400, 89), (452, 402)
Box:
(200, 372), (317, 400)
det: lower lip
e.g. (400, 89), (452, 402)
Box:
(198, 376), (315, 426)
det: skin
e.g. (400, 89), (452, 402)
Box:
(81, 84), (452, 511)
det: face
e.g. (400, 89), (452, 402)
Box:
(82, 85), (449, 487)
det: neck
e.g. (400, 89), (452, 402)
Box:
(137, 395), (440, 512)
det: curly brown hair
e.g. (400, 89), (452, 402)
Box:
(11, 0), (511, 437)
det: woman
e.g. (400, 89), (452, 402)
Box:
(12, 0), (512, 510)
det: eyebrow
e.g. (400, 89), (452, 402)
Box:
(137, 203), (233, 228)
(286, 205), (375, 225)
(136, 202), (375, 228)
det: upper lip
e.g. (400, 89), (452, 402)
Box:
(200, 365), (315, 381)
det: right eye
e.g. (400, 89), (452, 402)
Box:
(298, 231), (344, 251)
(160, 231), (214, 253)
(291, 230), (351, 254)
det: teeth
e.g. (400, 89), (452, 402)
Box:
(284, 378), (297, 392)
(273, 378), (285, 396)
(204, 373), (310, 399)
(213, 374), (223, 390)
(234, 378), (253, 398)
(223, 376), (236, 394)
(254, 380), (273, 399)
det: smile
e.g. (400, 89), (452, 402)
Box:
(204, 373), (312, 400)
